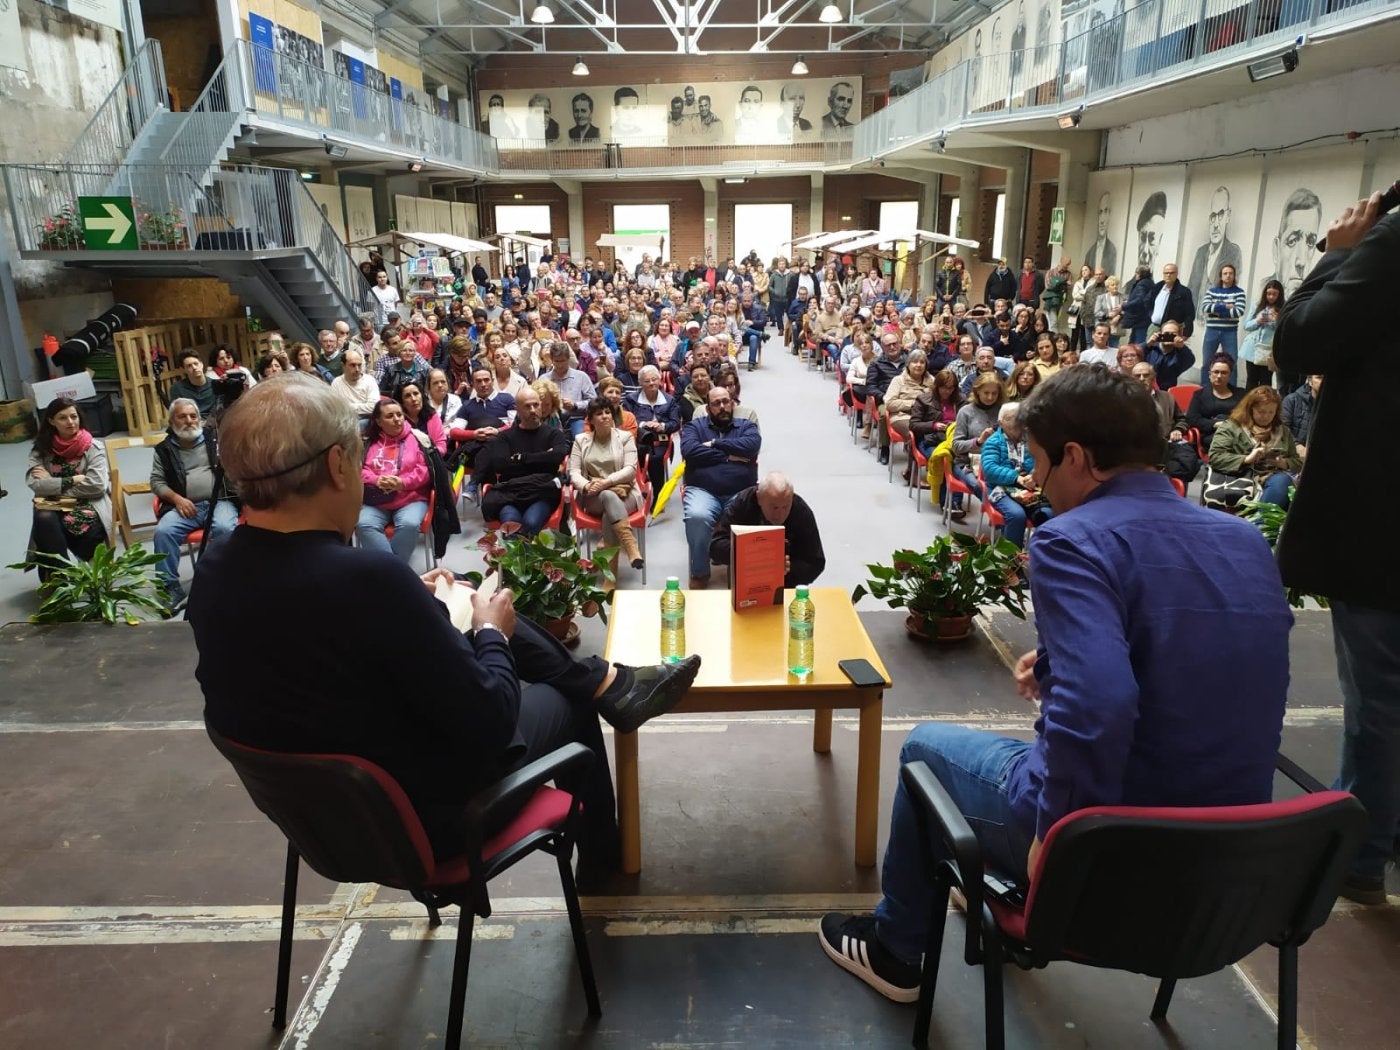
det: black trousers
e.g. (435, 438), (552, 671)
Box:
(502, 616), (620, 868)
(30, 511), (107, 581)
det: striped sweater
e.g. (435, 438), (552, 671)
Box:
(1201, 285), (1247, 330)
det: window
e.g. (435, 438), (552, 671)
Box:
(992, 192), (1007, 261)
(494, 204), (551, 237)
(612, 203), (671, 274)
(732, 203), (793, 267)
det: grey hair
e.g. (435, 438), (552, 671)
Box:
(758, 471), (793, 496)
(168, 397), (200, 423)
(356, 311), (375, 326)
(638, 364), (660, 381)
(218, 373), (360, 510)
(998, 402), (1021, 424)
(318, 329), (334, 341)
(906, 349), (929, 370)
(342, 348), (364, 364)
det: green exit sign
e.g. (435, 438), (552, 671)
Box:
(79, 196), (138, 251)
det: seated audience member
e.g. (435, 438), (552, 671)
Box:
(1029, 333), (1060, 380)
(947, 333), (979, 387)
(396, 379), (447, 455)
(450, 365), (517, 498)
(23, 397), (111, 583)
(1208, 385), (1303, 508)
(316, 329), (346, 378)
(865, 333), (910, 466)
(1078, 323), (1117, 368)
(170, 350), (219, 417)
(532, 378), (567, 431)
(957, 346), (1012, 399)
(1004, 361), (1041, 402)
(474, 387), (570, 536)
(912, 326), (951, 373)
(189, 374), (701, 888)
(255, 348), (290, 379)
(1281, 374), (1321, 460)
(570, 397), (645, 571)
(289, 341), (333, 384)
(739, 290), (768, 371)
(819, 367), (1293, 1005)
(618, 344), (649, 390)
(1185, 354), (1243, 450)
(624, 365), (681, 494)
(950, 374), (1006, 521)
(330, 349), (381, 422)
(377, 334), (431, 396)
(443, 334), (476, 395)
(845, 334), (878, 434)
(357, 397), (433, 563)
(490, 346), (531, 401)
(680, 385), (761, 589)
(648, 318), (681, 373)
(877, 349), (935, 460)
(425, 368), (462, 429)
(679, 360), (714, 423)
(708, 471), (825, 587)
(981, 402), (1053, 548)
(1128, 360), (1187, 441)
(716, 367), (759, 429)
(348, 312), (381, 372)
(591, 376), (639, 440)
(1116, 343), (1144, 374)
(910, 368), (963, 458)
(1145, 320), (1196, 389)
(544, 339), (598, 437)
(151, 398), (238, 608)
(208, 345), (257, 389)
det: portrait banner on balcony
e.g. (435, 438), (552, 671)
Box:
(479, 76), (861, 149)
(249, 13), (277, 94)
(1180, 160), (1262, 299)
(365, 65), (390, 140)
(1081, 168), (1133, 281)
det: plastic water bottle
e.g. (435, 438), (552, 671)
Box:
(788, 585), (815, 677)
(660, 577), (686, 663)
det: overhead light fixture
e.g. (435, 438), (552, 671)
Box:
(791, 54), (809, 76)
(323, 139), (348, 158)
(1057, 105), (1084, 130)
(934, 134), (947, 154)
(407, 160), (424, 173)
(572, 56), (589, 76)
(724, 177), (746, 184)
(300, 171), (315, 181)
(819, 3), (842, 23)
(840, 214), (853, 221)
(530, 2), (554, 24)
(1246, 47), (1298, 82)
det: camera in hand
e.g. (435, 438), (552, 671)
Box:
(211, 371), (247, 407)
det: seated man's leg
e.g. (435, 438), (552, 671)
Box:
(209, 499), (239, 543)
(153, 508), (199, 595)
(992, 493), (1029, 547)
(356, 505), (392, 553)
(682, 485), (722, 582)
(520, 497), (556, 536)
(821, 724), (1032, 1000)
(1259, 471), (1292, 508)
(497, 504), (524, 531)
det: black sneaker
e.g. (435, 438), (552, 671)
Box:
(597, 655), (701, 734)
(1339, 872), (1388, 906)
(819, 913), (921, 1003)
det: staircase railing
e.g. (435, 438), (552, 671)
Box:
(159, 40), (251, 172)
(64, 39), (168, 169)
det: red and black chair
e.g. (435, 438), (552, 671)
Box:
(902, 754), (1366, 1050)
(206, 729), (601, 1050)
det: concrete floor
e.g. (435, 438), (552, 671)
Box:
(0, 335), (1395, 1049)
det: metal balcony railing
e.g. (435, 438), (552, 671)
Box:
(493, 136), (855, 174)
(853, 0), (1396, 160)
(1, 161), (371, 316)
(64, 39), (168, 170)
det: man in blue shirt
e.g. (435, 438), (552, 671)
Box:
(680, 385), (761, 589)
(821, 365), (1292, 1004)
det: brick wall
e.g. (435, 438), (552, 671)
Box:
(582, 180), (706, 266)
(717, 176), (812, 263)
(474, 183), (569, 244)
(820, 172), (926, 233)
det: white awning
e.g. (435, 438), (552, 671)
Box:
(596, 233), (666, 249)
(346, 230), (498, 256)
(496, 231), (552, 248)
(788, 230), (877, 251)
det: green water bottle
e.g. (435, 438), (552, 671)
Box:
(660, 577), (686, 664)
(788, 585), (815, 677)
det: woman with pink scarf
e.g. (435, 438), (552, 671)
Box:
(24, 397), (112, 582)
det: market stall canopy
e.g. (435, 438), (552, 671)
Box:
(595, 233), (666, 249)
(347, 230), (499, 263)
(787, 230), (877, 251)
(825, 229), (981, 254)
(496, 231), (552, 248)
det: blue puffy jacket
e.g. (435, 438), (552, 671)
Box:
(981, 427), (1035, 489)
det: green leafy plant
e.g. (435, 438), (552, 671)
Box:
(8, 543), (170, 625)
(246, 316), (264, 333)
(1239, 487), (1329, 610)
(465, 529), (618, 624)
(136, 200), (186, 245)
(37, 199), (83, 250)
(851, 532), (1030, 622)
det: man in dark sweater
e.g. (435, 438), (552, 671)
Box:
(473, 387), (569, 536)
(189, 374), (700, 884)
(707, 472), (825, 587)
(680, 385), (761, 588)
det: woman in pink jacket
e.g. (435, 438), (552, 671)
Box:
(357, 397), (432, 562)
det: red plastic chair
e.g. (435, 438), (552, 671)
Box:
(1170, 477), (1187, 498)
(976, 463), (1006, 541)
(570, 465), (652, 583)
(206, 728), (600, 1050)
(883, 408), (907, 484)
(940, 458), (980, 531)
(1168, 384), (1200, 415)
(382, 490), (437, 570)
(903, 754), (1367, 1050)
(151, 495), (206, 566)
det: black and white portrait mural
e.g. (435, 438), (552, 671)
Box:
(1126, 165), (1185, 283)
(1082, 168), (1132, 279)
(1181, 161), (1261, 297)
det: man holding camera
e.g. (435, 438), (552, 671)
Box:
(1145, 319), (1197, 389)
(151, 398), (238, 611)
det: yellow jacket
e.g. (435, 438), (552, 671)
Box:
(925, 419), (957, 506)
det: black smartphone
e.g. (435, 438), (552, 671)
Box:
(838, 658), (886, 689)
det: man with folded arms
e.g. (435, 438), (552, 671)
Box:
(681, 385), (760, 589)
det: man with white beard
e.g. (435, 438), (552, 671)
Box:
(150, 398), (239, 610)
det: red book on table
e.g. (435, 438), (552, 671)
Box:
(730, 524), (785, 612)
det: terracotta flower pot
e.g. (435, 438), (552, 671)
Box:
(542, 613), (581, 648)
(906, 611), (974, 642)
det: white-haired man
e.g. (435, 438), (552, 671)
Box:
(707, 471), (825, 588)
(189, 374), (700, 887)
(150, 398), (239, 610)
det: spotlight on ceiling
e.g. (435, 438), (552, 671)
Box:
(1057, 105), (1084, 130)
(791, 54), (809, 76)
(934, 134), (947, 154)
(407, 160), (424, 173)
(530, 2), (554, 24)
(1246, 46), (1299, 82)
(819, 3), (843, 23)
(323, 139), (348, 158)
(572, 56), (590, 76)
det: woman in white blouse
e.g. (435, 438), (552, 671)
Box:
(569, 397), (644, 572)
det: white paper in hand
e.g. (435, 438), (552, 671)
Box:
(433, 575), (476, 634)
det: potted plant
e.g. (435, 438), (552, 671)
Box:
(851, 532), (1030, 641)
(37, 199), (83, 250)
(137, 201), (187, 249)
(1240, 487), (1329, 610)
(466, 529), (618, 646)
(8, 543), (171, 625)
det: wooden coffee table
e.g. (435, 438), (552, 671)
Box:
(603, 587), (891, 874)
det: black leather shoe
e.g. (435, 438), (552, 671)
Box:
(597, 655), (701, 734)
(878, 447), (891, 465)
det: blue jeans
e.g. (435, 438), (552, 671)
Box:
(1201, 327), (1239, 383)
(1130, 324), (1149, 346)
(990, 492), (1029, 547)
(498, 499), (555, 537)
(357, 499), (430, 562)
(874, 725), (1034, 964)
(153, 499), (238, 592)
(743, 327), (764, 365)
(567, 417), (585, 438)
(1259, 472), (1292, 508)
(682, 485), (736, 577)
(1332, 601), (1400, 879)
